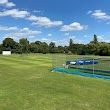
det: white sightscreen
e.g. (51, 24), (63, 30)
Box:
(2, 51), (11, 55)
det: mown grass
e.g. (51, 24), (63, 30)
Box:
(0, 54), (110, 110)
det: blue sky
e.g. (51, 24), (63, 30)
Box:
(0, 0), (110, 46)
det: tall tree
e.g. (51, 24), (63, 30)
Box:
(29, 43), (38, 53)
(49, 42), (56, 53)
(69, 39), (73, 47)
(11, 42), (23, 54)
(69, 39), (73, 53)
(19, 38), (29, 53)
(34, 41), (42, 53)
(3, 38), (16, 51)
(40, 42), (49, 54)
(94, 34), (98, 44)
(90, 34), (98, 44)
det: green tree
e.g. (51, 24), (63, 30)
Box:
(3, 38), (16, 51)
(49, 42), (56, 53)
(64, 46), (69, 53)
(35, 41), (41, 45)
(57, 46), (64, 53)
(29, 43), (38, 53)
(75, 44), (85, 55)
(69, 39), (73, 52)
(12, 43), (23, 54)
(94, 34), (98, 44)
(40, 42), (49, 54)
(90, 34), (98, 44)
(0, 44), (2, 54)
(19, 38), (29, 53)
(34, 41), (42, 53)
(98, 42), (110, 56)
(86, 43), (99, 55)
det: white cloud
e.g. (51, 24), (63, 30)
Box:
(28, 36), (35, 38)
(3, 28), (42, 39)
(89, 10), (110, 20)
(69, 36), (76, 39)
(20, 28), (29, 32)
(0, 0), (7, 4)
(84, 35), (91, 38)
(0, 0), (15, 8)
(87, 11), (92, 14)
(41, 38), (50, 41)
(0, 9), (30, 18)
(64, 33), (69, 36)
(106, 22), (110, 25)
(68, 36), (83, 44)
(33, 10), (42, 13)
(0, 25), (18, 31)
(97, 35), (104, 40)
(54, 39), (69, 46)
(104, 40), (110, 43)
(60, 22), (87, 31)
(48, 34), (52, 37)
(5, 2), (16, 8)
(27, 15), (63, 28)
(51, 41), (56, 43)
(27, 15), (39, 21)
(20, 28), (42, 34)
(74, 39), (83, 44)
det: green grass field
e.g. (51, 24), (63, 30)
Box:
(0, 54), (110, 110)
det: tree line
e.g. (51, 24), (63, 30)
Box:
(0, 34), (110, 56)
